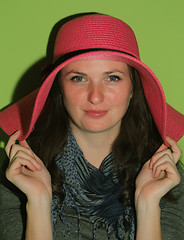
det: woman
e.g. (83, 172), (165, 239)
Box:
(0, 13), (184, 240)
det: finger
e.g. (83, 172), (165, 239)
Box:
(152, 154), (177, 177)
(5, 130), (21, 157)
(166, 137), (182, 163)
(149, 143), (167, 168)
(153, 161), (180, 185)
(156, 144), (167, 153)
(153, 162), (181, 199)
(9, 144), (36, 162)
(19, 140), (43, 166)
(9, 150), (42, 170)
(150, 148), (174, 169)
(19, 140), (30, 148)
(6, 157), (39, 181)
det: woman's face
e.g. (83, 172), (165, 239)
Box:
(60, 59), (133, 136)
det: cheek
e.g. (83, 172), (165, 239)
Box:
(62, 87), (84, 109)
(111, 86), (132, 106)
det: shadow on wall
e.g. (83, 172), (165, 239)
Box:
(0, 129), (8, 173)
(10, 11), (99, 104)
(0, 12), (98, 173)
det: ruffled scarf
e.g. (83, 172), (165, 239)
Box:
(51, 130), (135, 239)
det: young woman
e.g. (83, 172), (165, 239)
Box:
(0, 13), (184, 240)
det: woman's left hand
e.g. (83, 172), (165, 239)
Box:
(135, 137), (181, 206)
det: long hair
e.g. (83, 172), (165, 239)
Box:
(28, 65), (163, 206)
(113, 66), (163, 205)
(28, 72), (69, 200)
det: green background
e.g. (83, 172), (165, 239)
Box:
(0, 0), (183, 164)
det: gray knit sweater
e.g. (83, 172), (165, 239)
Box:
(0, 164), (184, 240)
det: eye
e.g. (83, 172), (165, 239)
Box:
(71, 76), (85, 82)
(108, 75), (121, 82)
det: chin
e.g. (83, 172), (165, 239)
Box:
(81, 123), (120, 135)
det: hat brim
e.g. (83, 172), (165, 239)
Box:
(0, 51), (183, 145)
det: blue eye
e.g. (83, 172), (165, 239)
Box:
(71, 76), (84, 82)
(108, 75), (121, 82)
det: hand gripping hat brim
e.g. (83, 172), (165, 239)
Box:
(0, 14), (183, 145)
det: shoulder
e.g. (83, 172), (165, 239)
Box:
(160, 163), (184, 240)
(170, 163), (184, 197)
(0, 171), (27, 207)
(0, 172), (27, 240)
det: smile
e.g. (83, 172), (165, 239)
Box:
(84, 110), (108, 118)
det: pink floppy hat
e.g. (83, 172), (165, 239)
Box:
(0, 14), (183, 145)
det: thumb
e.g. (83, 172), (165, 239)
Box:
(19, 139), (30, 148)
(156, 143), (167, 153)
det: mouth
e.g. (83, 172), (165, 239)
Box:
(84, 110), (108, 118)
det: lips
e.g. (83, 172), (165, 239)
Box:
(85, 110), (108, 118)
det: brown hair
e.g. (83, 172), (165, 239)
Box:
(28, 65), (162, 206)
(113, 66), (162, 205)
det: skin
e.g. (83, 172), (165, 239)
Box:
(5, 131), (53, 240)
(5, 60), (181, 240)
(60, 60), (133, 168)
(135, 137), (181, 239)
(60, 60), (133, 135)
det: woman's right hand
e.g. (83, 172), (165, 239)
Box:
(5, 130), (52, 205)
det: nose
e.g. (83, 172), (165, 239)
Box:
(87, 83), (104, 104)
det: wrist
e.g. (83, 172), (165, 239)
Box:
(135, 189), (161, 221)
(26, 195), (53, 240)
(135, 196), (161, 240)
(27, 185), (52, 204)
(26, 191), (52, 213)
(135, 187), (161, 209)
(136, 197), (161, 219)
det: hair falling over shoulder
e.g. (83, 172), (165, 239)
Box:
(112, 66), (163, 205)
(28, 67), (163, 207)
(28, 72), (69, 201)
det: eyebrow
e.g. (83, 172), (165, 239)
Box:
(104, 70), (126, 76)
(64, 70), (126, 76)
(65, 71), (88, 76)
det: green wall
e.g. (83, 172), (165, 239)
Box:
(0, 0), (183, 158)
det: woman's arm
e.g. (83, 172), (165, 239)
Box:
(135, 137), (181, 240)
(135, 190), (162, 239)
(26, 192), (53, 240)
(5, 130), (53, 240)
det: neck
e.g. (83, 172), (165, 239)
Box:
(70, 124), (120, 168)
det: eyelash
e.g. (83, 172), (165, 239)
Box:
(108, 75), (121, 82)
(70, 75), (122, 83)
(70, 76), (85, 82)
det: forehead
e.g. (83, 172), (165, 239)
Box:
(61, 59), (129, 73)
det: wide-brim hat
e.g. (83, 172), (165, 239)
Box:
(0, 14), (183, 145)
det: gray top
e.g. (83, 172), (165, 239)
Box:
(0, 164), (184, 240)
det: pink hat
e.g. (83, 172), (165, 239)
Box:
(0, 14), (183, 145)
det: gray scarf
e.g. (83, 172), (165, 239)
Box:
(51, 130), (135, 239)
